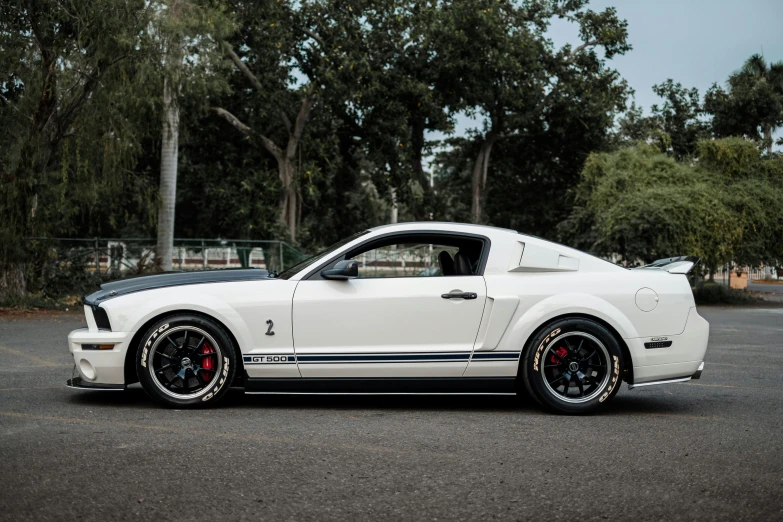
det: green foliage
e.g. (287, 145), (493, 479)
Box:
(1, 0), (160, 281)
(614, 80), (710, 159)
(696, 137), (764, 177)
(40, 259), (108, 301)
(3, 0), (783, 304)
(704, 54), (783, 153)
(0, 0), (241, 296)
(560, 139), (783, 271)
(648, 80), (710, 158)
(431, 0), (632, 231)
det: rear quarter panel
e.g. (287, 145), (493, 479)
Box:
(484, 269), (695, 356)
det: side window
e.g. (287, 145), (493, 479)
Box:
(345, 235), (484, 278)
(350, 243), (458, 278)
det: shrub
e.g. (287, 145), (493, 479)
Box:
(692, 282), (761, 305)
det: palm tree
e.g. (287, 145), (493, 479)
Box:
(729, 54), (783, 154)
(156, 0), (184, 272)
(156, 61), (181, 272)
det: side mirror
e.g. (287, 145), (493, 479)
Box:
(321, 259), (358, 280)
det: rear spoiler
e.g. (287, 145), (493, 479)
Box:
(633, 256), (700, 275)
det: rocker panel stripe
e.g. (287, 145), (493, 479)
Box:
(243, 352), (521, 365)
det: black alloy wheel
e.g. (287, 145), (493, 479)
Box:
(541, 332), (610, 403)
(521, 317), (624, 414)
(136, 315), (237, 408)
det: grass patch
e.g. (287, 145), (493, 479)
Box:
(0, 293), (81, 311)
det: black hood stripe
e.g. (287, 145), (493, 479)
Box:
(83, 268), (271, 305)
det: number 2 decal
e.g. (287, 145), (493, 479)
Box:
(266, 319), (275, 336)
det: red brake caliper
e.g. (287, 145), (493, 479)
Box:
(201, 342), (215, 374)
(550, 347), (568, 365)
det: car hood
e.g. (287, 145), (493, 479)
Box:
(83, 268), (272, 306)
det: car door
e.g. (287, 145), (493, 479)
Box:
(292, 235), (488, 378)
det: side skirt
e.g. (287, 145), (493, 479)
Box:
(244, 376), (518, 395)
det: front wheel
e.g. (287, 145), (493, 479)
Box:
(520, 318), (623, 414)
(136, 314), (237, 408)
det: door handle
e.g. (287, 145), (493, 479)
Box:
(441, 291), (478, 300)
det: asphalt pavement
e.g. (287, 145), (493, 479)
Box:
(748, 281), (783, 294)
(0, 307), (782, 521)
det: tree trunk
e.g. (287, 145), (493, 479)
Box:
(156, 73), (180, 272)
(409, 117), (429, 220)
(470, 135), (498, 224)
(211, 89), (312, 244)
(0, 264), (27, 301)
(279, 96), (314, 243)
(287, 182), (296, 242)
(297, 185), (303, 239)
(763, 124), (773, 155)
(277, 159), (297, 242)
(390, 187), (398, 224)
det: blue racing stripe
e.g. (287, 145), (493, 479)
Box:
(243, 352), (520, 365)
(297, 353), (471, 363)
(471, 352), (521, 360)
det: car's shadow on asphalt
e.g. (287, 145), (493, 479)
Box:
(66, 385), (702, 417)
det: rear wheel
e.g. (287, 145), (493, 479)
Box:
(136, 315), (237, 408)
(521, 318), (623, 414)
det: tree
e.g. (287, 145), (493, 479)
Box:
(559, 139), (783, 274)
(648, 80), (709, 158)
(157, 2), (184, 272)
(614, 102), (656, 147)
(291, 0), (455, 225)
(705, 54), (783, 155)
(154, 0), (233, 271)
(0, 0), (156, 298)
(210, 1), (323, 243)
(428, 0), (630, 224)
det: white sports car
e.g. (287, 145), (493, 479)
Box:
(67, 222), (709, 414)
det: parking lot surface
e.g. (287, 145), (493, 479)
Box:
(0, 307), (781, 521)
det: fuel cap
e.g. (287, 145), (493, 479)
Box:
(635, 287), (659, 312)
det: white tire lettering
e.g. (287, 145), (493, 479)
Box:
(599, 355), (621, 403)
(141, 324), (170, 368)
(533, 328), (561, 371)
(202, 357), (230, 402)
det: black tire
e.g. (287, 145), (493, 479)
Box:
(520, 317), (623, 414)
(135, 314), (237, 408)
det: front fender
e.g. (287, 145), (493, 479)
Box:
(101, 288), (253, 354)
(497, 292), (640, 355)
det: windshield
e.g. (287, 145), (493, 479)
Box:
(276, 230), (371, 280)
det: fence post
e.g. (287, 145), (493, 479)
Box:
(279, 241), (283, 271)
(202, 240), (207, 269)
(94, 237), (99, 273)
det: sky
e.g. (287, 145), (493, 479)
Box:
(449, 0), (783, 145)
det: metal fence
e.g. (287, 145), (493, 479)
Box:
(709, 264), (780, 289)
(28, 237), (309, 275)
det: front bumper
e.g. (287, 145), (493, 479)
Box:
(68, 328), (132, 386)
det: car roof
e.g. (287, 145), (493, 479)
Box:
(369, 222), (518, 235)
